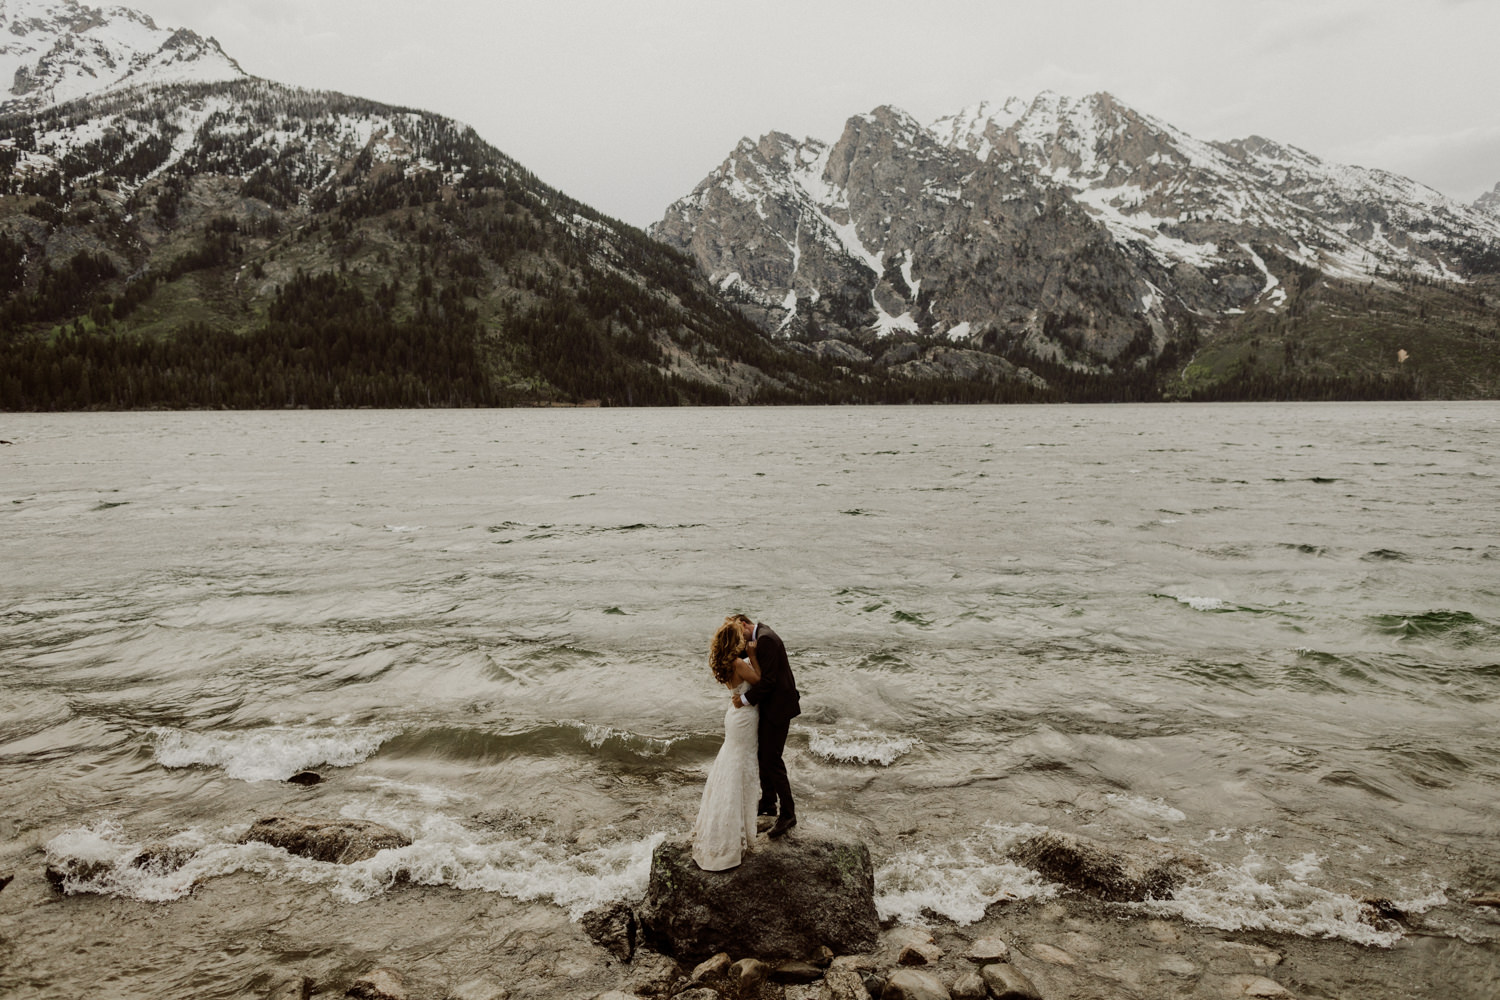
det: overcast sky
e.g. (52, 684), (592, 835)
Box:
(125, 0), (1499, 229)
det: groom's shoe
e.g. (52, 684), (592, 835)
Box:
(768, 814), (797, 839)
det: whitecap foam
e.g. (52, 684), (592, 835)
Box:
(1138, 856), (1448, 947)
(575, 722), (681, 757)
(45, 820), (234, 903)
(874, 823), (1056, 925)
(1175, 595), (1228, 611)
(807, 729), (920, 766)
(150, 724), (393, 781)
(46, 811), (664, 917)
(270, 804), (664, 915)
(1103, 793), (1187, 823)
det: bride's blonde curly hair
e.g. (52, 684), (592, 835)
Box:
(709, 619), (744, 684)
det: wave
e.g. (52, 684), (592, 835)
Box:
(379, 722), (717, 767)
(43, 810), (1452, 950)
(0, 690), (73, 747)
(1103, 793), (1187, 824)
(1155, 593), (1234, 612)
(875, 823), (1447, 948)
(874, 823), (1058, 925)
(1372, 610), (1499, 646)
(150, 724), (393, 781)
(807, 729), (920, 766)
(44, 813), (663, 918)
(1138, 857), (1447, 948)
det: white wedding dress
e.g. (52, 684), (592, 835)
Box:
(691, 681), (760, 871)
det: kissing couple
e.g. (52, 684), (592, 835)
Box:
(690, 614), (802, 871)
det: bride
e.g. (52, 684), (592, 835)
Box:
(691, 619), (762, 871)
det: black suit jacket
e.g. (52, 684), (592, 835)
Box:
(744, 623), (800, 722)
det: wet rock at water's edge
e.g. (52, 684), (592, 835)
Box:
(1009, 829), (1204, 902)
(346, 967), (406, 1000)
(0, 873), (13, 893)
(581, 900), (638, 962)
(130, 842), (196, 873)
(286, 771), (323, 786)
(239, 815), (410, 864)
(881, 967), (949, 1000)
(637, 832), (879, 962)
(44, 841), (197, 893)
(982, 963), (1042, 1000)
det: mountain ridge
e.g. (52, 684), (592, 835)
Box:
(652, 91), (1500, 397)
(4, 1), (1055, 409)
(2, 2), (1495, 405)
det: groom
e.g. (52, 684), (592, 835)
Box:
(730, 614), (801, 838)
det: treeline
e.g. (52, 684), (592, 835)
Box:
(1174, 370), (1421, 402)
(0, 272), (504, 409)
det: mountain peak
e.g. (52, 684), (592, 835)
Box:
(1476, 181), (1500, 218)
(0, 0), (246, 114)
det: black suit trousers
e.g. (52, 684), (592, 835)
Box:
(757, 710), (794, 817)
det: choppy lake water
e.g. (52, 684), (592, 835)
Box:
(2, 402), (1498, 997)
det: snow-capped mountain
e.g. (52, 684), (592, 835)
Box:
(1, 3), (857, 408)
(0, 0), (244, 115)
(653, 91), (1500, 369)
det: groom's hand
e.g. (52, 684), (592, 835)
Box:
(732, 693), (744, 708)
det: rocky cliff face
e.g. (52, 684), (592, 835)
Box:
(1476, 182), (1500, 218)
(653, 92), (1500, 373)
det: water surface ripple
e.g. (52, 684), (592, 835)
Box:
(2, 403), (1497, 996)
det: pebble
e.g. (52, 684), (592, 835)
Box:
(881, 967), (950, 1000)
(1228, 974), (1295, 998)
(690, 953), (731, 982)
(773, 960), (824, 984)
(950, 970), (987, 999)
(981, 963), (1041, 1000)
(730, 957), (770, 989)
(821, 964), (869, 1000)
(963, 936), (1010, 963)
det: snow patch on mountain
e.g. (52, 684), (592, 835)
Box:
(0, 0), (245, 114)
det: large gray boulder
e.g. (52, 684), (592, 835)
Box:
(1009, 830), (1204, 902)
(239, 815), (410, 864)
(637, 833), (879, 962)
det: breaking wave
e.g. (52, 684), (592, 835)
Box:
(150, 725), (393, 781)
(43, 813), (663, 918)
(807, 729), (920, 766)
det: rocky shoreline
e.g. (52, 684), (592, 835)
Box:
(22, 815), (1500, 1000)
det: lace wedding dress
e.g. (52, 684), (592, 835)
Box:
(691, 681), (760, 871)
